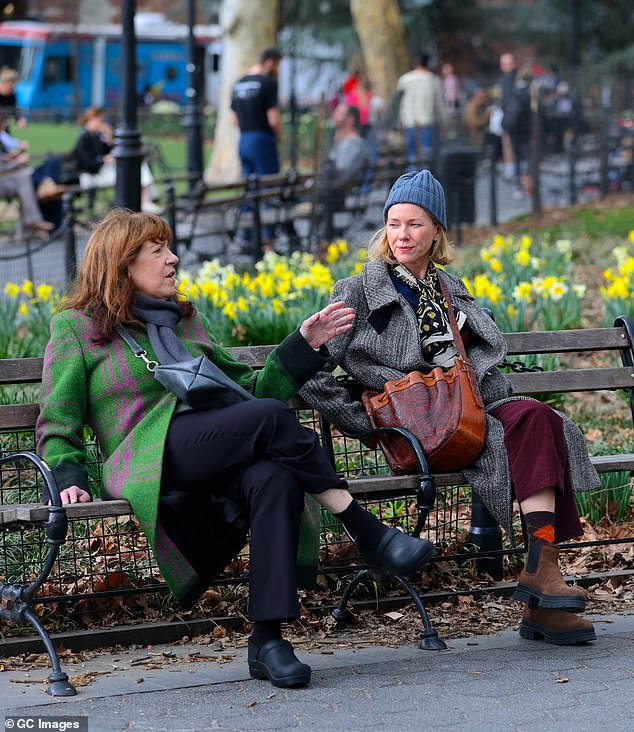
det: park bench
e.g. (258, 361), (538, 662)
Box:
(162, 154), (423, 262)
(1, 317), (633, 696)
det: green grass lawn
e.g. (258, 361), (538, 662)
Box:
(20, 121), (211, 176)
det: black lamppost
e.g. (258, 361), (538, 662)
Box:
(568, 0), (581, 206)
(113, 0), (142, 210)
(183, 0), (204, 189)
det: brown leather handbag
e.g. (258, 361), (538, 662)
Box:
(362, 277), (487, 474)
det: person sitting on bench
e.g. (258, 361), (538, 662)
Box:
(36, 209), (435, 690)
(300, 169), (600, 646)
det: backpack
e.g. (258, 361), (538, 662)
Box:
(501, 84), (529, 134)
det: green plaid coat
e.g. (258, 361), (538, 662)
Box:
(36, 309), (326, 608)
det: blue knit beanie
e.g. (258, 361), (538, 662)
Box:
(383, 170), (447, 230)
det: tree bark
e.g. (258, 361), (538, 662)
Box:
(350, 0), (409, 103)
(205, 0), (280, 184)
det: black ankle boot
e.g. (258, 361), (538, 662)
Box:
(248, 638), (311, 688)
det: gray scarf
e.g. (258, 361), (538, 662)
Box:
(135, 295), (193, 364)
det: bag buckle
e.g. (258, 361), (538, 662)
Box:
(135, 350), (158, 372)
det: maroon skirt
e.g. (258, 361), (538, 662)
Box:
(490, 399), (583, 542)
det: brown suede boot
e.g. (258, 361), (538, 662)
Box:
(513, 543), (586, 612)
(520, 605), (596, 645)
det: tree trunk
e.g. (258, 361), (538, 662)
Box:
(205, 0), (280, 184)
(350, 0), (409, 103)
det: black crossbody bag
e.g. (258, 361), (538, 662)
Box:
(116, 325), (254, 410)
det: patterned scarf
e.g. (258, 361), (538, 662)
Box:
(391, 263), (466, 367)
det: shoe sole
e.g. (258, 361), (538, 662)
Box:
(513, 584), (586, 612)
(248, 660), (311, 688)
(519, 620), (596, 645)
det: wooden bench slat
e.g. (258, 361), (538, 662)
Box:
(591, 453), (634, 472)
(0, 404), (40, 430)
(0, 499), (133, 526)
(0, 358), (45, 385)
(505, 327), (630, 354)
(508, 367), (634, 394)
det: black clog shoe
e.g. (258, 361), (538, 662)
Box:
(362, 527), (435, 576)
(248, 639), (311, 688)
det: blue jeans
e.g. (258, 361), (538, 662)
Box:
(238, 131), (279, 177)
(405, 126), (435, 167)
(238, 131), (279, 244)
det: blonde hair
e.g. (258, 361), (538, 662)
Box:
(367, 225), (455, 267)
(64, 209), (193, 339)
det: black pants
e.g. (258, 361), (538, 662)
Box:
(161, 398), (346, 621)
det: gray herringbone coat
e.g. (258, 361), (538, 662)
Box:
(300, 260), (600, 538)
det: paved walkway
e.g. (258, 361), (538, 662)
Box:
(3, 612), (633, 731)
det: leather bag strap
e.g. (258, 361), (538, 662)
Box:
(436, 273), (469, 363)
(115, 325), (159, 372)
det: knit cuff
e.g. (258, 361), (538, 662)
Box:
(274, 329), (329, 387)
(43, 461), (89, 504)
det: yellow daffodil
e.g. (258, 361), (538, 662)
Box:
(513, 282), (533, 301)
(480, 248), (491, 263)
(18, 303), (29, 316)
(514, 249), (530, 267)
(326, 242), (340, 264)
(491, 234), (506, 253)
(606, 278), (629, 300)
(21, 280), (34, 297)
(222, 301), (237, 320)
(4, 281), (20, 298)
(35, 283), (53, 301)
(619, 258), (634, 278)
(271, 298), (284, 315)
(549, 281), (569, 301)
(489, 257), (503, 273)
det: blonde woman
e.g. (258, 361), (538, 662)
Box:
(300, 169), (599, 647)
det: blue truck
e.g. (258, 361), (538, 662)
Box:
(0, 13), (222, 116)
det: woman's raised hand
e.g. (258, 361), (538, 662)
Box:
(299, 300), (355, 350)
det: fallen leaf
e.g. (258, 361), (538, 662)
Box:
(384, 611), (404, 621)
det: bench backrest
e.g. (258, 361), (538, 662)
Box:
(1, 324), (633, 434)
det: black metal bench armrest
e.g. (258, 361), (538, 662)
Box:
(339, 425), (436, 538)
(0, 451), (67, 599)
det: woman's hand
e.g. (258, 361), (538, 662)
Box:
(51, 486), (92, 506)
(299, 300), (355, 350)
